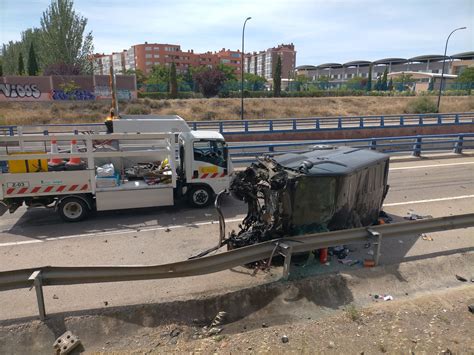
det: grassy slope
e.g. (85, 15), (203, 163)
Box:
(0, 96), (473, 125)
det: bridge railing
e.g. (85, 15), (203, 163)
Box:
(1, 112), (473, 136)
(227, 133), (474, 162)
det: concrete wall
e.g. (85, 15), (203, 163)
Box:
(0, 75), (137, 102)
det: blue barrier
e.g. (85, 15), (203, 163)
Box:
(1, 112), (474, 137)
(227, 133), (474, 163)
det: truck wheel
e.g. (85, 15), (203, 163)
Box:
(58, 197), (89, 222)
(188, 186), (213, 208)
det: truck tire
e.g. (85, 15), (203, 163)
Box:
(188, 185), (214, 208)
(57, 196), (89, 222)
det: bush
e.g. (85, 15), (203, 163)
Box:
(124, 104), (151, 115)
(138, 92), (203, 99)
(404, 97), (437, 114)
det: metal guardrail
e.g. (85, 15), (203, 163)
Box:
(1, 213), (473, 320)
(1, 112), (473, 137)
(227, 133), (474, 163)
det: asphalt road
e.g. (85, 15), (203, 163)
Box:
(0, 155), (473, 321)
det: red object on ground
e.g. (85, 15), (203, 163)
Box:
(319, 248), (328, 264)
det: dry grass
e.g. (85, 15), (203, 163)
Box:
(0, 96), (473, 125)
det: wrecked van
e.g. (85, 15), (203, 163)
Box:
(226, 146), (390, 249)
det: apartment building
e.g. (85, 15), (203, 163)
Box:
(93, 42), (243, 75)
(244, 43), (297, 80)
(295, 51), (474, 87)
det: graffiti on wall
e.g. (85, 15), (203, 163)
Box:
(0, 84), (41, 99)
(95, 86), (132, 100)
(51, 89), (95, 100)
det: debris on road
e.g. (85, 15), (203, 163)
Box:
(455, 274), (468, 282)
(421, 234), (434, 241)
(281, 335), (289, 343)
(468, 305), (474, 314)
(170, 328), (181, 338)
(210, 311), (227, 328)
(372, 294), (394, 301)
(53, 331), (81, 355)
(405, 210), (433, 220)
(52, 294), (59, 300)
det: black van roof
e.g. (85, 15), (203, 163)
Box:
(274, 146), (389, 176)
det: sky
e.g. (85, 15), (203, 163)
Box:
(1, 0), (473, 66)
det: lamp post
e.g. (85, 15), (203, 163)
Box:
(436, 26), (466, 112)
(241, 16), (251, 120)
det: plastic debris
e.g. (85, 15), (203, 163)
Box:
(373, 294), (393, 301)
(421, 234), (434, 241)
(383, 295), (393, 301)
(364, 259), (375, 267)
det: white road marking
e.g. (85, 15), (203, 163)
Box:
(1, 193), (474, 248)
(390, 161), (474, 171)
(384, 194), (474, 207)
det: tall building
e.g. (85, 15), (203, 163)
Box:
(93, 42), (243, 76)
(244, 43), (297, 80)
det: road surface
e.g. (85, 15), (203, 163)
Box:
(0, 155), (473, 320)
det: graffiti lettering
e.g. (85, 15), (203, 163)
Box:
(95, 86), (132, 100)
(0, 84), (41, 99)
(51, 90), (95, 100)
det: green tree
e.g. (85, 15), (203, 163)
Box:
(40, 0), (94, 74)
(18, 52), (25, 75)
(273, 55), (282, 97)
(217, 63), (236, 82)
(381, 68), (388, 91)
(125, 68), (146, 86)
(375, 76), (382, 91)
(346, 76), (367, 90)
(0, 57), (3, 76)
(244, 72), (266, 91)
(27, 42), (39, 75)
(456, 67), (474, 83)
(169, 62), (178, 98)
(366, 65), (372, 91)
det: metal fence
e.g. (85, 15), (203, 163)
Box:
(0, 213), (473, 320)
(1, 112), (473, 137)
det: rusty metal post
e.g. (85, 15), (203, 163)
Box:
(367, 228), (382, 266)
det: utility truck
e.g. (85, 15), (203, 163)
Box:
(0, 115), (233, 222)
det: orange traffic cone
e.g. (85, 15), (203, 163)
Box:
(48, 138), (65, 171)
(66, 139), (84, 170)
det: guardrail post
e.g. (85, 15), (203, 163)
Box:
(453, 135), (464, 154)
(292, 119), (297, 130)
(275, 242), (293, 280)
(359, 117), (364, 128)
(219, 122), (224, 134)
(43, 130), (49, 136)
(399, 116), (404, 126)
(437, 114), (442, 124)
(269, 146), (275, 154)
(315, 119), (320, 130)
(337, 117), (342, 129)
(370, 139), (377, 150)
(29, 270), (46, 321)
(367, 229), (382, 266)
(418, 115), (424, 125)
(412, 136), (422, 157)
(9, 127), (14, 136)
(380, 116), (385, 127)
(192, 122), (197, 130)
(244, 121), (249, 133)
(269, 120), (274, 132)
(454, 114), (459, 124)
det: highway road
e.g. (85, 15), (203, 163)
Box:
(0, 155), (473, 321)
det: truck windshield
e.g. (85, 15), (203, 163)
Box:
(193, 140), (226, 168)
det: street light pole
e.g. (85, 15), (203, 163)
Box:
(241, 17), (251, 120)
(436, 26), (467, 112)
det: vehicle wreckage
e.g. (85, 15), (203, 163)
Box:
(192, 145), (390, 258)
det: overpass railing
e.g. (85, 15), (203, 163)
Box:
(1, 112), (473, 137)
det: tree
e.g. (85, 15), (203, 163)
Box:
(366, 64), (372, 91)
(381, 68), (388, 91)
(217, 64), (236, 82)
(169, 62), (178, 98)
(193, 68), (227, 97)
(456, 67), (474, 83)
(27, 42), (39, 75)
(273, 55), (282, 97)
(40, 0), (94, 74)
(147, 64), (170, 85)
(125, 68), (146, 86)
(18, 52), (25, 75)
(244, 73), (266, 91)
(43, 62), (81, 75)
(0, 57), (3, 76)
(346, 76), (367, 90)
(375, 76), (382, 91)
